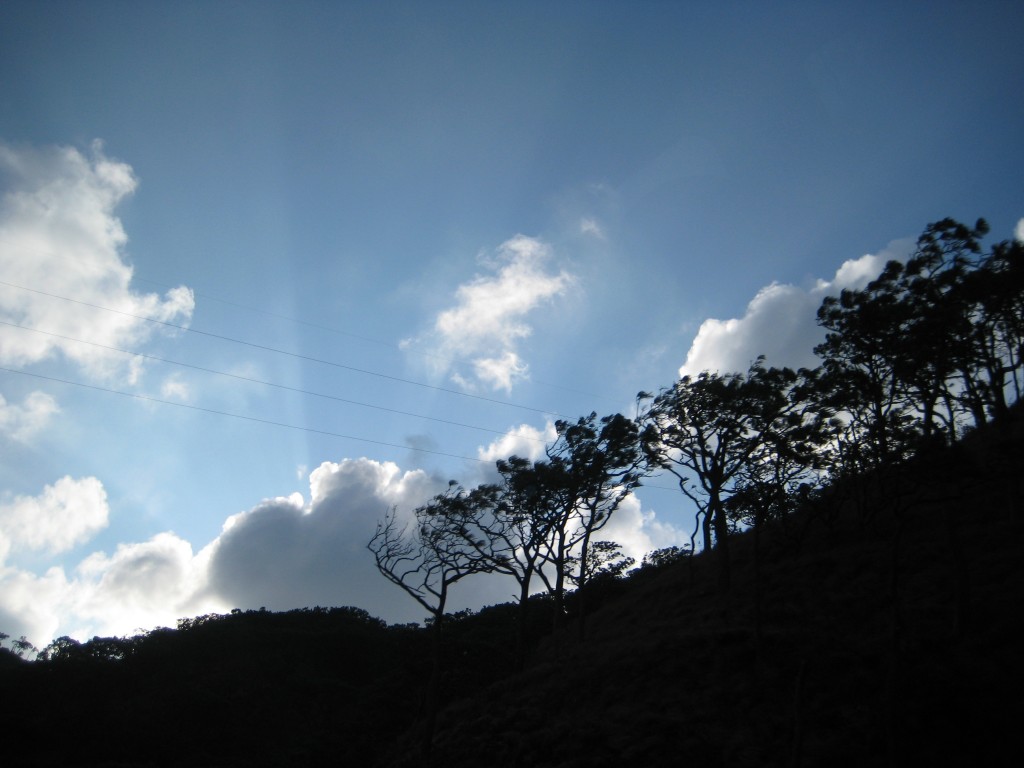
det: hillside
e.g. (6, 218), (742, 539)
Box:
(417, 447), (1024, 767)
(2, 412), (1022, 768)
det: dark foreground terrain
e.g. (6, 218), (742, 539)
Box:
(2, 417), (1022, 768)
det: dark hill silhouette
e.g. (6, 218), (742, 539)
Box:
(2, 407), (1022, 767)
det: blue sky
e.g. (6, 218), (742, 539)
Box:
(1, 1), (1022, 647)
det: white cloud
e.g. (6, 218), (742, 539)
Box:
(1015, 218), (1024, 244)
(0, 475), (219, 644)
(159, 373), (191, 402)
(0, 459), (451, 646)
(475, 421), (555, 465)
(0, 390), (58, 441)
(0, 531), (221, 646)
(0, 565), (72, 649)
(679, 238), (914, 377)
(204, 458), (446, 623)
(471, 351), (529, 392)
(680, 282), (822, 378)
(580, 216), (605, 239)
(0, 140), (194, 383)
(405, 235), (574, 392)
(72, 532), (219, 637)
(0, 476), (109, 563)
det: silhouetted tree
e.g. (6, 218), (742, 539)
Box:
(367, 487), (496, 756)
(38, 635), (84, 662)
(639, 545), (690, 570)
(544, 412), (646, 637)
(471, 455), (568, 660)
(725, 375), (831, 659)
(0, 631), (37, 661)
(814, 217), (1024, 453)
(368, 489), (494, 627)
(641, 360), (801, 589)
(910, 217), (1024, 424)
(569, 539), (635, 584)
(815, 276), (921, 469)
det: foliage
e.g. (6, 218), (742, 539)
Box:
(0, 631), (38, 662)
(540, 412), (646, 627)
(639, 545), (691, 570)
(814, 217), (1024, 454)
(640, 360), (805, 586)
(367, 488), (495, 623)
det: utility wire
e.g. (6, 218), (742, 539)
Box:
(131, 273), (620, 405)
(131, 275), (401, 352)
(0, 279), (564, 418)
(0, 365), (490, 464)
(1, 360), (677, 491)
(0, 319), (547, 443)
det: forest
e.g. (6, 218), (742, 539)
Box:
(2, 217), (1022, 767)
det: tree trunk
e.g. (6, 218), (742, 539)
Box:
(421, 589), (447, 760)
(702, 508), (713, 554)
(552, 532), (566, 634)
(753, 508), (765, 667)
(712, 499), (731, 590)
(576, 522), (595, 642)
(516, 569), (533, 669)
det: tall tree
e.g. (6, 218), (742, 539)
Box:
(936, 220), (1024, 422)
(366, 486), (495, 756)
(724, 377), (831, 660)
(543, 412), (646, 636)
(367, 490), (491, 627)
(425, 460), (568, 662)
(641, 360), (800, 589)
(814, 270), (922, 467)
(486, 456), (568, 658)
(813, 217), (1024, 450)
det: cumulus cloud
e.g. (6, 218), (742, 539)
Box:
(680, 282), (823, 377)
(0, 565), (73, 649)
(0, 390), (58, 441)
(475, 421), (556, 465)
(0, 474), (220, 644)
(72, 532), (218, 637)
(579, 216), (605, 239)
(205, 458), (447, 623)
(1015, 218), (1024, 244)
(679, 238), (915, 377)
(159, 373), (191, 402)
(0, 476), (109, 563)
(404, 235), (574, 392)
(0, 531), (221, 645)
(0, 140), (194, 383)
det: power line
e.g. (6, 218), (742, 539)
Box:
(0, 363), (678, 490)
(130, 273), (621, 405)
(0, 365), (490, 464)
(131, 275), (403, 353)
(0, 319), (548, 443)
(0, 279), (565, 418)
